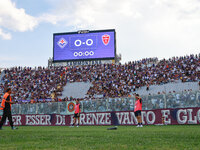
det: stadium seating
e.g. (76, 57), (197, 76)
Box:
(0, 70), (5, 83)
(61, 82), (92, 98)
(0, 70), (5, 100)
(136, 81), (199, 95)
(0, 54), (199, 103)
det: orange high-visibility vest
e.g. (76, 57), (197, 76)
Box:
(0, 92), (12, 110)
(134, 98), (142, 112)
(75, 103), (80, 114)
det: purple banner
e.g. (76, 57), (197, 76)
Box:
(1, 107), (200, 126)
(53, 30), (115, 61)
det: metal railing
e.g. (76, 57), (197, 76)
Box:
(0, 91), (199, 115)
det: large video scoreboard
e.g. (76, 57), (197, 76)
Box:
(53, 29), (116, 62)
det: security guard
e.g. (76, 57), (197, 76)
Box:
(0, 88), (17, 130)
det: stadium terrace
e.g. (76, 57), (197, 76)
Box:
(0, 54), (199, 103)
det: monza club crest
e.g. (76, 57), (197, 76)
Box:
(57, 38), (67, 48)
(102, 34), (110, 45)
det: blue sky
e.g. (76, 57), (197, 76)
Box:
(0, 0), (200, 68)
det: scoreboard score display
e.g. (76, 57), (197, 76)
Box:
(53, 29), (116, 62)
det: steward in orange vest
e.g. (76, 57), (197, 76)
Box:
(0, 92), (12, 110)
(72, 99), (81, 127)
(0, 88), (17, 130)
(134, 93), (143, 127)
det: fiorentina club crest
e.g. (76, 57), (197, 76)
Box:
(57, 38), (67, 48)
(68, 102), (75, 112)
(102, 34), (110, 45)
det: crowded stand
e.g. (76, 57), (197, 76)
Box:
(0, 54), (199, 103)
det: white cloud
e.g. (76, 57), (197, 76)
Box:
(39, 0), (200, 62)
(0, 0), (38, 40)
(39, 0), (143, 29)
(0, 28), (11, 40)
(1, 0), (200, 62)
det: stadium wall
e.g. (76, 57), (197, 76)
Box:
(1, 107), (200, 126)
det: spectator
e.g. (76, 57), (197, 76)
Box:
(0, 54), (199, 103)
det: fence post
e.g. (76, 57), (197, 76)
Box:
(196, 91), (199, 107)
(105, 98), (107, 111)
(19, 104), (21, 114)
(164, 94), (167, 109)
(58, 102), (60, 114)
(81, 101), (84, 113)
(36, 103), (38, 114)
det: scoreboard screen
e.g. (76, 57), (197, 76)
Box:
(53, 29), (116, 62)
